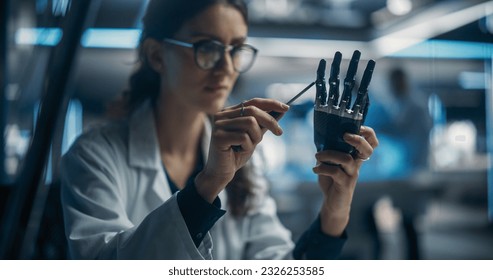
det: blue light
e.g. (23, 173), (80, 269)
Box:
(390, 40), (493, 59)
(81, 28), (141, 49)
(15, 27), (62, 46)
(14, 27), (493, 60)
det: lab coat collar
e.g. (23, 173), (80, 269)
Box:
(128, 101), (162, 170)
(127, 100), (212, 170)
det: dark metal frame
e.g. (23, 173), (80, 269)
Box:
(0, 0), (96, 259)
(0, 0), (8, 186)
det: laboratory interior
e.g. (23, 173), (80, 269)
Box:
(0, 0), (492, 260)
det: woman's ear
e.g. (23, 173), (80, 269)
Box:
(142, 38), (164, 72)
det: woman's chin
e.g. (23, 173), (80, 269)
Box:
(200, 92), (229, 113)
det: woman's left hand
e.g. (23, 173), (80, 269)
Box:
(312, 125), (379, 237)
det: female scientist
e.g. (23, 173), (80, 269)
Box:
(60, 0), (378, 259)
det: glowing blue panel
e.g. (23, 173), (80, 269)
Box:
(15, 28), (493, 60)
(15, 28), (62, 46)
(487, 62), (493, 221)
(390, 40), (493, 60)
(81, 28), (141, 49)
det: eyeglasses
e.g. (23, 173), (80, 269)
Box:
(162, 38), (258, 73)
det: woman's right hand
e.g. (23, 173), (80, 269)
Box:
(195, 98), (289, 203)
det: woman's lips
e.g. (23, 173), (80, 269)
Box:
(204, 84), (229, 92)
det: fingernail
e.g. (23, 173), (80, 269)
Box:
(281, 103), (290, 110)
(312, 166), (318, 173)
(343, 133), (353, 140)
(277, 125), (283, 135)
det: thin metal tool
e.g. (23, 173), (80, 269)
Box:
(286, 81), (316, 106)
(268, 81), (315, 120)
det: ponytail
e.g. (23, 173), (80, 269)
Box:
(123, 57), (160, 113)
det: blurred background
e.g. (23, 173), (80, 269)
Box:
(0, 0), (492, 259)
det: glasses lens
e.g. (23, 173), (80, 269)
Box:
(195, 41), (223, 70)
(232, 45), (257, 73)
(194, 40), (258, 73)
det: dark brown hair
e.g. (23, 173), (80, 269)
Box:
(119, 0), (254, 217)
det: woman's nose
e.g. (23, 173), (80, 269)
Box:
(212, 51), (235, 75)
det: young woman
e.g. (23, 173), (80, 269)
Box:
(60, 0), (378, 259)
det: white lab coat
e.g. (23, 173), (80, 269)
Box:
(60, 101), (294, 259)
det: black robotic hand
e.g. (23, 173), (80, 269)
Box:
(313, 50), (376, 156)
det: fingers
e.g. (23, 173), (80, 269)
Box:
(241, 106), (283, 135)
(343, 133), (372, 160)
(360, 126), (379, 149)
(216, 98), (289, 137)
(314, 150), (358, 176)
(220, 98), (289, 119)
(212, 98), (289, 152)
(343, 125), (378, 161)
(314, 125), (378, 178)
(243, 98), (290, 114)
(212, 129), (255, 152)
(215, 117), (264, 150)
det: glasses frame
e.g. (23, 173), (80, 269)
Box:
(162, 38), (258, 73)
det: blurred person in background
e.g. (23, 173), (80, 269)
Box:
(382, 67), (432, 171)
(367, 67), (432, 259)
(60, 0), (378, 259)
(385, 67), (432, 259)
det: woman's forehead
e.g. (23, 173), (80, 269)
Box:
(176, 4), (248, 40)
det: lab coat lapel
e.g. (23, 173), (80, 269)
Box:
(128, 101), (171, 203)
(128, 104), (218, 206)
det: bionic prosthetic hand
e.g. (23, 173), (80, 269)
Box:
(233, 51), (374, 155)
(313, 50), (376, 156)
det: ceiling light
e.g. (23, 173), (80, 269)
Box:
(387, 0), (412, 16)
(373, 1), (493, 57)
(459, 72), (487, 90)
